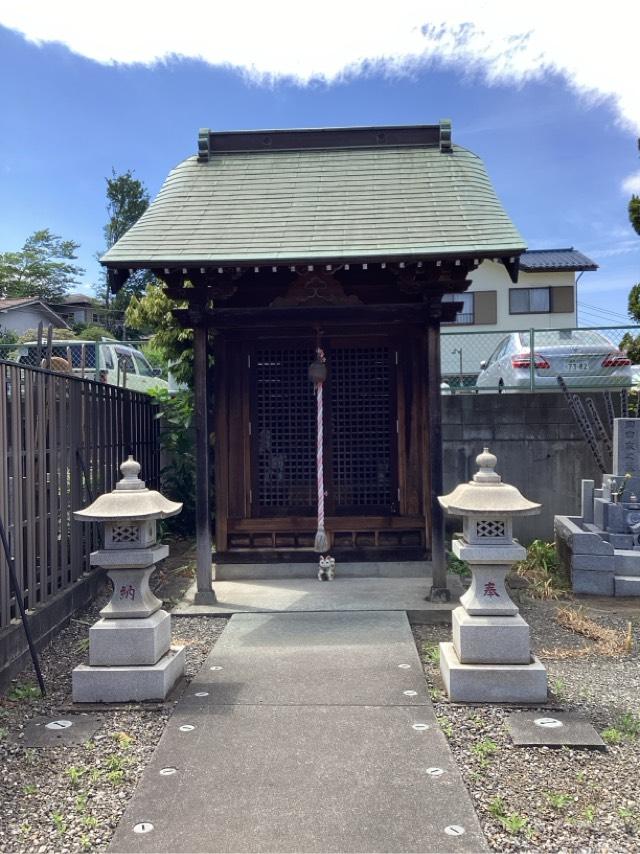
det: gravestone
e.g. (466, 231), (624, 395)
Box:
(613, 419), (640, 476)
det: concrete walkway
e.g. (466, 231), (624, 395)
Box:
(110, 611), (486, 853)
(173, 576), (463, 623)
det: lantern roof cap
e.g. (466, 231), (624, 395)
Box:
(438, 448), (541, 517)
(74, 457), (182, 522)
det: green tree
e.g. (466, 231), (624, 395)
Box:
(630, 138), (640, 237)
(124, 283), (193, 384)
(0, 229), (84, 301)
(96, 169), (153, 313)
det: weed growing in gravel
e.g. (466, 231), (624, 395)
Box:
(112, 730), (134, 748)
(550, 677), (567, 700)
(556, 607), (633, 655)
(473, 737), (498, 760)
(75, 794), (88, 813)
(582, 805), (597, 823)
(106, 754), (125, 772)
(8, 682), (40, 701)
(447, 552), (471, 578)
(437, 715), (453, 738)
(601, 727), (623, 745)
(51, 812), (67, 834)
(546, 792), (571, 809)
(0, 725), (7, 740)
(616, 711), (640, 738)
(107, 770), (125, 785)
(88, 769), (102, 784)
(66, 765), (84, 787)
(83, 816), (98, 830)
(429, 686), (443, 701)
(80, 834), (91, 851)
(74, 637), (90, 653)
(488, 797), (529, 836)
(23, 783), (37, 795)
(422, 643), (440, 664)
(516, 540), (569, 598)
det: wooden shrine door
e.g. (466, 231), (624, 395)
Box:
(249, 339), (398, 520)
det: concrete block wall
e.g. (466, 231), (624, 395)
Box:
(442, 393), (606, 545)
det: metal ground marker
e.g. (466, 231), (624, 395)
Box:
(445, 825), (466, 836)
(45, 720), (73, 730)
(534, 717), (564, 728)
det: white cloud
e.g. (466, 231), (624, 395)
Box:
(1, 1), (638, 130)
(622, 171), (640, 194)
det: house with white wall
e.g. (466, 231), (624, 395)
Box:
(0, 297), (70, 337)
(441, 248), (598, 379)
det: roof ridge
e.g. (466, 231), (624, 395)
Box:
(197, 121), (453, 160)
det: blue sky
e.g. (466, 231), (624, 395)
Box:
(0, 5), (638, 329)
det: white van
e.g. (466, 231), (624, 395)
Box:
(17, 340), (170, 394)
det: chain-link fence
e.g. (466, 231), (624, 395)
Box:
(0, 338), (173, 395)
(441, 325), (640, 393)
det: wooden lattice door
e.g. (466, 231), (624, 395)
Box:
(250, 341), (397, 518)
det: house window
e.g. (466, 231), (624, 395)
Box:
(509, 287), (550, 314)
(442, 292), (474, 324)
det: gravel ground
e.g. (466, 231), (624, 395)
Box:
(414, 593), (640, 853)
(0, 550), (227, 854)
(3, 556), (640, 854)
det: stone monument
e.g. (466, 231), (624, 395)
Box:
(72, 457), (185, 702)
(438, 449), (547, 702)
(555, 418), (640, 597)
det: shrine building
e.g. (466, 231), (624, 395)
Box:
(102, 121), (525, 603)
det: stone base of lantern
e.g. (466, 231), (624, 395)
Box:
(73, 646), (185, 703)
(439, 642), (547, 703)
(88, 610), (172, 666)
(452, 607), (531, 664)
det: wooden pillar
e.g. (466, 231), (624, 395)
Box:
(426, 318), (450, 602)
(193, 323), (216, 604)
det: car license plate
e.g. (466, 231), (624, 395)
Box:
(567, 359), (588, 372)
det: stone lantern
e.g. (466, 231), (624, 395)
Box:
(72, 457), (185, 703)
(438, 448), (547, 702)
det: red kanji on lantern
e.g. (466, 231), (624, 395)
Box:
(483, 581), (500, 598)
(119, 584), (136, 601)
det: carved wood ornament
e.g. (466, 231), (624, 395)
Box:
(270, 271), (361, 307)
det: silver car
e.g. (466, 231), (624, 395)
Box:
(476, 330), (632, 392)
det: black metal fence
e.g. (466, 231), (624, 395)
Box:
(0, 361), (160, 630)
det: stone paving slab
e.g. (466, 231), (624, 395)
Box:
(109, 612), (486, 853)
(507, 712), (606, 747)
(191, 611), (430, 707)
(17, 714), (103, 747)
(173, 576), (462, 623)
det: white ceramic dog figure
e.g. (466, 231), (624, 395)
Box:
(317, 555), (336, 581)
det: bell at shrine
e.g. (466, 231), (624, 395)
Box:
(438, 449), (547, 702)
(72, 457), (185, 702)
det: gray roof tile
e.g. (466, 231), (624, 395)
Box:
(102, 130), (525, 267)
(519, 248), (598, 272)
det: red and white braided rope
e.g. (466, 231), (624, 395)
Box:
(316, 348), (326, 534)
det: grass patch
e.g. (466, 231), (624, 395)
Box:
(8, 682), (41, 701)
(555, 607), (633, 656)
(472, 737), (498, 760)
(422, 643), (440, 665)
(515, 540), (570, 599)
(488, 797), (529, 835)
(546, 791), (571, 809)
(447, 551), (471, 578)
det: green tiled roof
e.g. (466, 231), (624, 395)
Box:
(102, 127), (524, 267)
